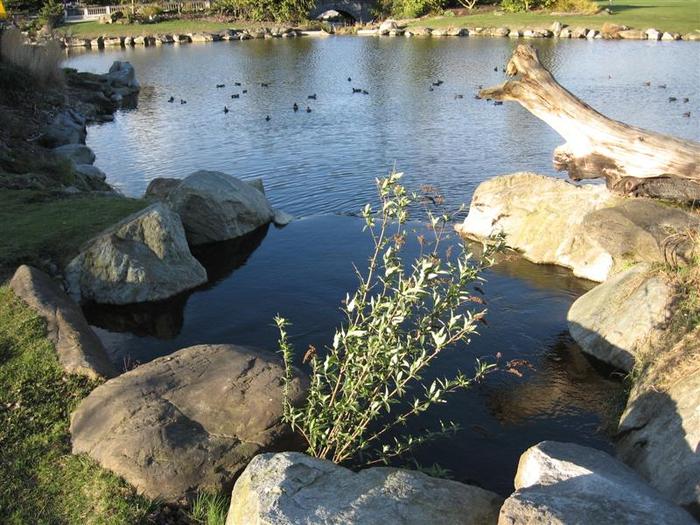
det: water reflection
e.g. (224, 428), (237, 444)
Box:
(84, 224), (270, 338)
(64, 38), (699, 217)
(87, 215), (623, 494)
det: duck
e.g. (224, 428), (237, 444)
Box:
(474, 94), (482, 100)
(362, 90), (369, 95)
(168, 96), (174, 103)
(683, 97), (690, 103)
(658, 84), (667, 89)
(231, 94), (240, 99)
(429, 87), (434, 92)
(643, 81), (651, 86)
(306, 106), (312, 113)
(261, 82), (269, 87)
(494, 101), (503, 106)
(265, 115), (271, 121)
(494, 66), (498, 71)
(454, 94), (464, 99)
(347, 77), (352, 82)
(180, 99), (187, 104)
(308, 94), (317, 100)
(234, 82), (241, 86)
(432, 80), (443, 87)
(242, 89), (248, 94)
(216, 84), (225, 88)
(224, 106), (229, 113)
(669, 97), (677, 102)
(293, 103), (299, 112)
(683, 112), (691, 118)
(352, 88), (362, 93)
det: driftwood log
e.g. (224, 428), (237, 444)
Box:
(480, 45), (700, 202)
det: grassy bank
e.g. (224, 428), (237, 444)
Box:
(58, 0), (700, 38)
(416, 0), (700, 34)
(0, 190), (147, 276)
(0, 286), (153, 524)
(61, 18), (243, 38)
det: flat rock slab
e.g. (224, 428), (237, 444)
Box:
(65, 202), (207, 304)
(617, 326), (700, 518)
(70, 344), (307, 501)
(567, 263), (671, 371)
(10, 265), (116, 380)
(227, 452), (503, 525)
(456, 173), (699, 282)
(455, 173), (620, 281)
(499, 441), (695, 524)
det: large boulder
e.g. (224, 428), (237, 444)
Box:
(10, 265), (116, 380)
(65, 202), (207, 304)
(617, 326), (700, 518)
(499, 441), (695, 524)
(70, 344), (307, 501)
(165, 170), (275, 246)
(567, 264), (671, 371)
(455, 173), (620, 281)
(40, 109), (87, 148)
(227, 452), (503, 525)
(52, 144), (96, 165)
(106, 60), (139, 90)
(456, 173), (699, 282)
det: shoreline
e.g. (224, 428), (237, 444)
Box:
(54, 22), (699, 50)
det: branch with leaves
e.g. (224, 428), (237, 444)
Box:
(277, 172), (504, 467)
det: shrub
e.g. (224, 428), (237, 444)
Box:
(0, 27), (63, 85)
(189, 492), (229, 525)
(277, 173), (502, 466)
(550, 0), (598, 13)
(390, 0), (445, 18)
(138, 5), (163, 21)
(38, 0), (64, 28)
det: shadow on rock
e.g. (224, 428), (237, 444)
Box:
(83, 224), (270, 339)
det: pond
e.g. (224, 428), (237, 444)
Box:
(64, 37), (698, 495)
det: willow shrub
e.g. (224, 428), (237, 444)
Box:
(277, 172), (503, 467)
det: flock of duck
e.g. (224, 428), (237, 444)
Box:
(643, 81), (692, 118)
(164, 70), (692, 119)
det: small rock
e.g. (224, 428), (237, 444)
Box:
(272, 209), (294, 226)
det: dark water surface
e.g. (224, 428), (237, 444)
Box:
(63, 38), (698, 494)
(86, 215), (623, 495)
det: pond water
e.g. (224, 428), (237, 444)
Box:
(63, 38), (698, 494)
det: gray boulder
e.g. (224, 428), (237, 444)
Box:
(10, 265), (116, 380)
(145, 177), (181, 200)
(70, 344), (307, 501)
(567, 264), (671, 371)
(52, 144), (96, 165)
(499, 441), (695, 524)
(65, 202), (207, 304)
(106, 61), (139, 90)
(165, 170), (275, 246)
(617, 326), (700, 518)
(41, 109), (87, 147)
(227, 452), (503, 525)
(74, 163), (107, 182)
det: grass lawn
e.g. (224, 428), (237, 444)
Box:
(0, 285), (154, 524)
(416, 0), (700, 34)
(60, 18), (256, 38)
(0, 190), (147, 275)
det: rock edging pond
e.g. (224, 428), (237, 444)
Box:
(456, 171), (700, 518)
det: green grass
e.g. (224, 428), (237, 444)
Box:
(415, 0), (700, 34)
(189, 492), (230, 525)
(60, 18), (253, 38)
(0, 190), (147, 274)
(0, 285), (154, 524)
